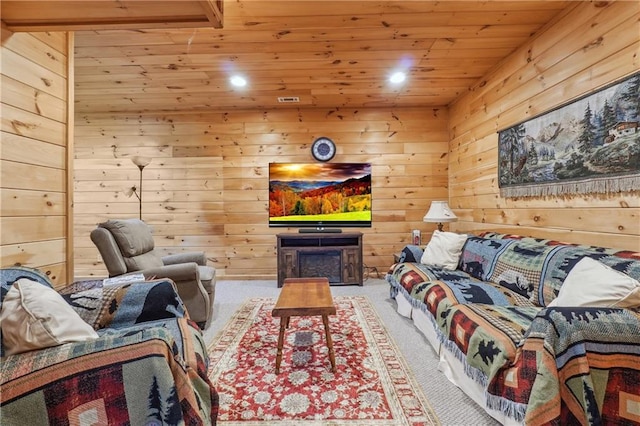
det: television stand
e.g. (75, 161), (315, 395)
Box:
(298, 228), (342, 233)
(277, 233), (363, 287)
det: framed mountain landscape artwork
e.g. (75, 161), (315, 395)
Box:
(498, 71), (640, 198)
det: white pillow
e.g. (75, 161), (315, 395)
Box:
(420, 230), (467, 270)
(548, 257), (640, 308)
(0, 278), (99, 355)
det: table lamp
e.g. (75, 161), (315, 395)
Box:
(423, 201), (457, 232)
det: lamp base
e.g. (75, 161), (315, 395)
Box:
(436, 223), (444, 232)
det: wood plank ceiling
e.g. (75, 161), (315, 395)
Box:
(7, 1), (573, 113)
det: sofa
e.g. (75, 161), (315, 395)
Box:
(90, 218), (216, 328)
(0, 266), (219, 425)
(386, 231), (640, 425)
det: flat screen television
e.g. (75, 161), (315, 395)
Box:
(269, 162), (372, 229)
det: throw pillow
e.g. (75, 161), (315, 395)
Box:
(548, 257), (640, 308)
(420, 230), (468, 270)
(0, 278), (99, 355)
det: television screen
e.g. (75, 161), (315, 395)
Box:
(269, 163), (372, 228)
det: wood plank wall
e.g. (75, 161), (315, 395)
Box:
(0, 29), (71, 288)
(448, 1), (640, 251)
(73, 107), (449, 279)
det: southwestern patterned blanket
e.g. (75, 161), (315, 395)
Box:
(0, 267), (218, 425)
(387, 234), (640, 425)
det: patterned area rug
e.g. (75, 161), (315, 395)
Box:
(207, 296), (439, 425)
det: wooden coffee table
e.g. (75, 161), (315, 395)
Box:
(271, 277), (337, 374)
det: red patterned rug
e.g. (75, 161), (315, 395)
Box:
(207, 296), (439, 425)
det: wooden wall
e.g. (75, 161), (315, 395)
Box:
(4, 2), (637, 286)
(73, 107), (449, 279)
(448, 1), (640, 251)
(0, 29), (73, 288)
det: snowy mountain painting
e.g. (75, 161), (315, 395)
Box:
(498, 72), (640, 198)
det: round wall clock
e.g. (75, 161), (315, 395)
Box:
(311, 137), (336, 162)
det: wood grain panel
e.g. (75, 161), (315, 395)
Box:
(459, 208), (639, 236)
(41, 263), (68, 289)
(1, 76), (67, 122)
(1, 189), (66, 216)
(2, 240), (66, 269)
(1, 104), (67, 146)
(2, 132), (66, 170)
(0, 217), (66, 245)
(2, 31), (67, 76)
(1, 160), (66, 192)
(0, 46), (66, 99)
(74, 107), (448, 279)
(454, 223), (640, 253)
(451, 193), (640, 210)
(448, 1), (640, 252)
(29, 32), (68, 54)
(0, 31), (70, 279)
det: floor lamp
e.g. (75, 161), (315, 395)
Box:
(130, 156), (151, 220)
(423, 201), (457, 231)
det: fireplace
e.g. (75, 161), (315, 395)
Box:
(276, 233), (363, 287)
(298, 250), (341, 283)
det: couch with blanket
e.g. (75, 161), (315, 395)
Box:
(0, 266), (219, 425)
(386, 231), (640, 425)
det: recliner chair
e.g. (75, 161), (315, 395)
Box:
(90, 219), (215, 328)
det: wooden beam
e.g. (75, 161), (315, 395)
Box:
(0, 1), (224, 32)
(200, 0), (224, 28)
(66, 32), (75, 284)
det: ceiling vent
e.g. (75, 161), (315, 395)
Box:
(277, 96), (300, 103)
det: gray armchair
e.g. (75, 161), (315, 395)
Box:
(90, 219), (215, 328)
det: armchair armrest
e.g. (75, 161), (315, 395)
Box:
(162, 252), (207, 266)
(398, 244), (424, 263)
(139, 263), (211, 326)
(61, 278), (187, 330)
(141, 262), (201, 282)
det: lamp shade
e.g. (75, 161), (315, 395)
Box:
(423, 201), (457, 223)
(131, 156), (151, 168)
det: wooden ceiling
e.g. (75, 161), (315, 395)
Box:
(6, 1), (573, 113)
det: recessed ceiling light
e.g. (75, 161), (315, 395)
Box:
(230, 75), (247, 87)
(389, 72), (406, 84)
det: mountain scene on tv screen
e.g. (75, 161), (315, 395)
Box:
(269, 163), (371, 222)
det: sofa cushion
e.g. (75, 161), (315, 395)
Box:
(486, 239), (561, 300)
(397, 245), (424, 263)
(459, 236), (515, 281)
(125, 251), (164, 271)
(0, 278), (98, 355)
(421, 230), (467, 270)
(548, 257), (640, 308)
